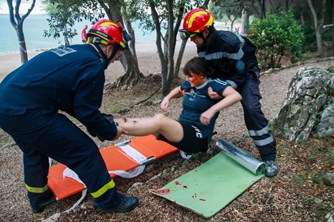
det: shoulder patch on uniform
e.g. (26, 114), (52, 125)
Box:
(235, 60), (245, 72)
(50, 47), (77, 57)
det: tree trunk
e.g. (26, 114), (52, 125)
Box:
(63, 25), (70, 46)
(174, 39), (187, 78)
(17, 24), (28, 63)
(230, 17), (237, 33)
(285, 0), (289, 11)
(165, 0), (175, 96)
(241, 8), (249, 35)
(109, 51), (144, 89)
(104, 0), (143, 89)
(122, 5), (138, 67)
(149, 1), (168, 96)
(258, 0), (266, 19)
(7, 0), (36, 64)
(307, 0), (324, 57)
(172, 2), (185, 79)
(332, 0), (334, 56)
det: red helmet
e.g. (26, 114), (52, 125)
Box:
(179, 8), (214, 40)
(86, 19), (129, 48)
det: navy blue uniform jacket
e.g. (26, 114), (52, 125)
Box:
(197, 28), (259, 87)
(0, 44), (117, 141)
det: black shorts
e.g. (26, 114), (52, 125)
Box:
(157, 123), (208, 153)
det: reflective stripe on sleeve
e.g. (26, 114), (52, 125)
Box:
(91, 180), (116, 198)
(198, 34), (245, 60)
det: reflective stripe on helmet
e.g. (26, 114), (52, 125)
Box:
(86, 19), (127, 48)
(188, 11), (206, 30)
(98, 21), (125, 47)
(187, 11), (213, 32)
(100, 21), (118, 28)
(25, 184), (49, 193)
(91, 180), (116, 198)
(183, 8), (214, 33)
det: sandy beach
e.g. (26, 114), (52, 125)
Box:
(0, 41), (197, 83)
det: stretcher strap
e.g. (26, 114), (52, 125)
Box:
(63, 168), (85, 185)
(62, 143), (149, 182)
(62, 166), (145, 213)
(61, 142), (150, 212)
(63, 189), (88, 214)
(179, 150), (193, 160)
(63, 165), (146, 182)
(117, 144), (148, 164)
(108, 166), (145, 179)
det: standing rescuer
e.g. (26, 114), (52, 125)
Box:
(179, 8), (278, 177)
(0, 19), (139, 213)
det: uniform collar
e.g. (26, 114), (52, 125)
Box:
(194, 79), (210, 90)
(197, 27), (218, 51)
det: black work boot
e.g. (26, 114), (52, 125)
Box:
(97, 191), (139, 213)
(264, 160), (279, 177)
(28, 189), (56, 213)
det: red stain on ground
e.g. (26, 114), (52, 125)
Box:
(175, 181), (180, 185)
(183, 185), (188, 188)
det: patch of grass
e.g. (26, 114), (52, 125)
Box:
(276, 141), (291, 161)
(303, 196), (331, 220)
(294, 173), (308, 184)
(287, 137), (334, 186)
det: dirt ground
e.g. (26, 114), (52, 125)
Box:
(0, 52), (334, 221)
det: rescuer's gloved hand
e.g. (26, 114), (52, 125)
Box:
(86, 113), (115, 141)
(101, 113), (114, 122)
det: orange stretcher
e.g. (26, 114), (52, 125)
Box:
(47, 135), (178, 201)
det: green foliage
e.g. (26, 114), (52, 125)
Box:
(42, 0), (104, 45)
(302, 23), (317, 52)
(126, 0), (204, 34)
(247, 10), (305, 69)
(210, 0), (243, 24)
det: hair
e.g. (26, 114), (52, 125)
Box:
(183, 57), (209, 77)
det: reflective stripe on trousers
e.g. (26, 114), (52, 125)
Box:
(238, 69), (277, 161)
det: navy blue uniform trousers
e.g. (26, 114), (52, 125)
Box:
(0, 111), (116, 208)
(237, 68), (276, 161)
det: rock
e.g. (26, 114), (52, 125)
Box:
(271, 67), (334, 143)
(326, 211), (334, 222)
(327, 66), (334, 73)
(41, 213), (61, 222)
(317, 103), (334, 137)
(322, 172), (334, 187)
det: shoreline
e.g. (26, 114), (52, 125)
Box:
(0, 41), (197, 82)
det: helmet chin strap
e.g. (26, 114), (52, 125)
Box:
(198, 27), (213, 46)
(94, 44), (122, 69)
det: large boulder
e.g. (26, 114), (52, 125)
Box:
(270, 66), (334, 143)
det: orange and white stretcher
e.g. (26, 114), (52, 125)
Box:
(47, 135), (178, 201)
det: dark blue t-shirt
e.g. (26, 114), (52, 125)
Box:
(179, 78), (228, 142)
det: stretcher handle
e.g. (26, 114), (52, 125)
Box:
(39, 197), (57, 208)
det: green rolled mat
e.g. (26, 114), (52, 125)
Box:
(150, 140), (264, 218)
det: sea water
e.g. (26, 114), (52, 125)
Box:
(0, 14), (155, 53)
